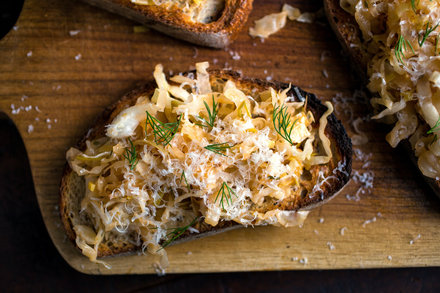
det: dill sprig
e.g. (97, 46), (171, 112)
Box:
(395, 35), (415, 65)
(428, 117), (440, 135)
(196, 95), (218, 128)
(145, 112), (181, 146)
(411, 0), (418, 12)
(418, 21), (439, 47)
(158, 217), (199, 250)
(123, 138), (139, 170)
(204, 142), (233, 156)
(272, 104), (298, 145)
(180, 170), (191, 191)
(215, 182), (237, 210)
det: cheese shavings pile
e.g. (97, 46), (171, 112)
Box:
(66, 62), (335, 267)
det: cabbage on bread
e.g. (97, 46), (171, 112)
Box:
(324, 0), (440, 194)
(82, 0), (253, 48)
(60, 62), (352, 267)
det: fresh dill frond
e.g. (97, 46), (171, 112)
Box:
(418, 21), (439, 47)
(411, 0), (417, 12)
(146, 112), (181, 146)
(204, 142), (233, 156)
(215, 182), (237, 210)
(123, 138), (139, 170)
(180, 170), (191, 191)
(427, 117), (440, 135)
(272, 104), (298, 145)
(395, 35), (415, 65)
(196, 95), (218, 128)
(158, 217), (199, 250)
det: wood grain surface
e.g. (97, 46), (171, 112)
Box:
(0, 0), (439, 274)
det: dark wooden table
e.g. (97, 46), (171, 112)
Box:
(0, 0), (439, 291)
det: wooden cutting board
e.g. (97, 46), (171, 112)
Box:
(1, 0), (439, 274)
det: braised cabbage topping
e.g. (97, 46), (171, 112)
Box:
(67, 62), (334, 265)
(341, 0), (440, 179)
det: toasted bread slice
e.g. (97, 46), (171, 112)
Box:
(82, 0), (253, 48)
(323, 0), (440, 197)
(60, 69), (352, 259)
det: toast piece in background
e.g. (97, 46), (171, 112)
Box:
(324, 0), (440, 198)
(82, 0), (253, 48)
(60, 67), (352, 263)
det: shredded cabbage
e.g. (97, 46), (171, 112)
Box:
(347, 0), (440, 179)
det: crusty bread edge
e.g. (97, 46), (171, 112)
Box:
(60, 70), (352, 258)
(324, 0), (440, 198)
(82, 0), (253, 48)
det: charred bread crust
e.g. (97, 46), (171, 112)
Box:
(82, 0), (253, 48)
(60, 70), (352, 257)
(323, 0), (369, 80)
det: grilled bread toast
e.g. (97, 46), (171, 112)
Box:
(324, 0), (440, 198)
(82, 0), (253, 48)
(60, 64), (352, 265)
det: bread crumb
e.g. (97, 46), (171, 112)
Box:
(387, 255), (392, 261)
(13, 26), (19, 31)
(69, 30), (81, 36)
(340, 227), (347, 236)
(27, 124), (34, 134)
(27, 51), (32, 57)
(322, 69), (329, 78)
(326, 241), (335, 250)
(186, 251), (192, 255)
(35, 106), (41, 113)
(314, 229), (319, 235)
(228, 50), (241, 60)
(11, 104), (20, 115)
(153, 263), (166, 276)
(212, 58), (218, 64)
(320, 50), (331, 61)
(291, 257), (298, 261)
(52, 85), (62, 91)
(409, 234), (421, 245)
(318, 217), (324, 223)
(299, 257), (308, 264)
(75, 54), (82, 60)
(21, 95), (28, 101)
(362, 216), (377, 227)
